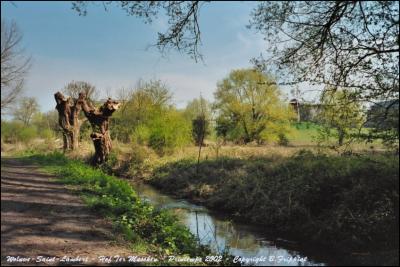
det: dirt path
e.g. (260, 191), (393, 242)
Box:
(1, 158), (138, 266)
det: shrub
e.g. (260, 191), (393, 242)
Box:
(148, 110), (192, 155)
(278, 133), (290, 146)
(192, 115), (210, 146)
(129, 144), (157, 178)
(130, 124), (150, 145)
(39, 128), (54, 140)
(1, 120), (38, 143)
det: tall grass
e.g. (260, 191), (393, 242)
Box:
(148, 150), (399, 262)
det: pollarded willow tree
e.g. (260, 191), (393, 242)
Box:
(79, 94), (121, 165)
(54, 91), (120, 165)
(54, 91), (82, 151)
(54, 81), (100, 151)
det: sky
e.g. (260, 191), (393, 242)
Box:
(1, 1), (306, 113)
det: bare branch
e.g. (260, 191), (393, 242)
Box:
(1, 19), (31, 112)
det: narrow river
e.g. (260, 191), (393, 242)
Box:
(132, 182), (334, 266)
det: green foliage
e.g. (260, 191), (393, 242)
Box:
(318, 89), (365, 146)
(192, 115), (210, 146)
(214, 68), (295, 144)
(31, 110), (61, 138)
(183, 96), (212, 122)
(215, 116), (232, 142)
(1, 120), (38, 143)
(277, 133), (289, 146)
(184, 96), (213, 145)
(128, 144), (157, 178)
(111, 79), (192, 154)
(147, 109), (192, 155)
(18, 126), (38, 142)
(149, 151), (399, 254)
(39, 128), (54, 140)
(111, 79), (171, 142)
(2, 108), (61, 145)
(130, 124), (151, 145)
(364, 100), (399, 150)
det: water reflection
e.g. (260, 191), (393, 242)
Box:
(133, 182), (325, 266)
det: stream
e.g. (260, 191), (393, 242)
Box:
(132, 182), (336, 266)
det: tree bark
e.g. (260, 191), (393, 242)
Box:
(77, 93), (120, 165)
(54, 92), (73, 151)
(54, 92), (83, 151)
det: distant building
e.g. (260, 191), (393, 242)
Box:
(289, 99), (323, 123)
(289, 99), (300, 122)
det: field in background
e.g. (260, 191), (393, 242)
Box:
(1, 122), (387, 163)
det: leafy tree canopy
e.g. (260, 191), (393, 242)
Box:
(214, 68), (295, 144)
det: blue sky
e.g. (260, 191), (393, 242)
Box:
(2, 1), (300, 113)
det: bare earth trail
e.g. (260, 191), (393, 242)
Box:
(1, 158), (136, 266)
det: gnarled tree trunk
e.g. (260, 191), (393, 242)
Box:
(78, 93), (120, 165)
(54, 92), (84, 151)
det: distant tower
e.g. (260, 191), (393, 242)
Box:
(289, 98), (301, 122)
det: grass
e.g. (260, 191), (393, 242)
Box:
(21, 152), (235, 266)
(289, 122), (322, 144)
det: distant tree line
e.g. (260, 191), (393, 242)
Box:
(2, 68), (398, 153)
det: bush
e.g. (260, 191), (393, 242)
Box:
(130, 124), (150, 145)
(192, 115), (210, 146)
(278, 133), (290, 146)
(148, 110), (192, 155)
(129, 144), (157, 178)
(39, 128), (54, 140)
(1, 120), (38, 143)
